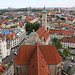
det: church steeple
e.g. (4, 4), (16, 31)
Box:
(44, 5), (45, 10)
(42, 6), (47, 30)
(42, 5), (47, 13)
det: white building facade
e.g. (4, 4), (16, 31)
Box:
(0, 35), (10, 62)
(61, 37), (75, 49)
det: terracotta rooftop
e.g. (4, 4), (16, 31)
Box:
(0, 62), (6, 74)
(14, 44), (62, 75)
(14, 44), (62, 65)
(36, 27), (50, 41)
(27, 46), (50, 75)
(67, 17), (75, 20)
(49, 29), (74, 36)
(6, 32), (18, 40)
(15, 24), (22, 28)
(61, 37), (75, 43)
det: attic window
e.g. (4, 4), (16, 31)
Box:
(42, 65), (44, 68)
(32, 65), (34, 68)
(33, 57), (34, 59)
(44, 39), (45, 41)
(41, 56), (43, 59)
(3, 68), (5, 70)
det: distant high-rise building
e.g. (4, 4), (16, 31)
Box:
(42, 6), (47, 30)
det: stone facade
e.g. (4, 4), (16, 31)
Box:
(48, 63), (62, 75)
(14, 63), (27, 75)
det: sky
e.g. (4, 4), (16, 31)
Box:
(0, 0), (75, 9)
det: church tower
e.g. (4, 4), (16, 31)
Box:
(42, 6), (47, 30)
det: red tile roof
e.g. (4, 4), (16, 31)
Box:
(61, 37), (75, 43)
(6, 32), (18, 40)
(67, 17), (75, 20)
(27, 46), (50, 75)
(14, 45), (62, 65)
(0, 62), (6, 74)
(49, 29), (74, 36)
(36, 27), (50, 41)
(62, 23), (69, 26)
(50, 11), (59, 14)
(6, 45), (8, 49)
(15, 24), (22, 28)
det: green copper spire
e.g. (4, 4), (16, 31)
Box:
(42, 5), (47, 13)
(44, 5), (45, 10)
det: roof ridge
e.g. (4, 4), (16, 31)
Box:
(37, 46), (50, 75)
(27, 45), (37, 63)
(37, 46), (40, 75)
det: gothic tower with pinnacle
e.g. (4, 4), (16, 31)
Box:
(42, 6), (47, 30)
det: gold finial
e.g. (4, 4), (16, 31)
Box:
(37, 41), (38, 44)
(33, 29), (35, 32)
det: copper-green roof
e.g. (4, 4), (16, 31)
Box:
(42, 6), (47, 13)
(42, 10), (47, 13)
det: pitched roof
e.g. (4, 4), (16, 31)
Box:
(6, 32), (18, 40)
(67, 17), (75, 20)
(27, 46), (50, 75)
(49, 29), (74, 36)
(36, 27), (50, 41)
(14, 45), (62, 65)
(61, 37), (75, 43)
(0, 62), (6, 74)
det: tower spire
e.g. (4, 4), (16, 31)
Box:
(44, 5), (45, 10)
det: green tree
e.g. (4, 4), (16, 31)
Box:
(40, 15), (42, 18)
(5, 17), (9, 19)
(13, 19), (18, 22)
(26, 22), (40, 33)
(58, 50), (63, 57)
(60, 18), (66, 21)
(26, 22), (31, 31)
(52, 37), (58, 42)
(63, 48), (71, 57)
(52, 38), (62, 49)
(17, 16), (22, 19)
(56, 16), (60, 20)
